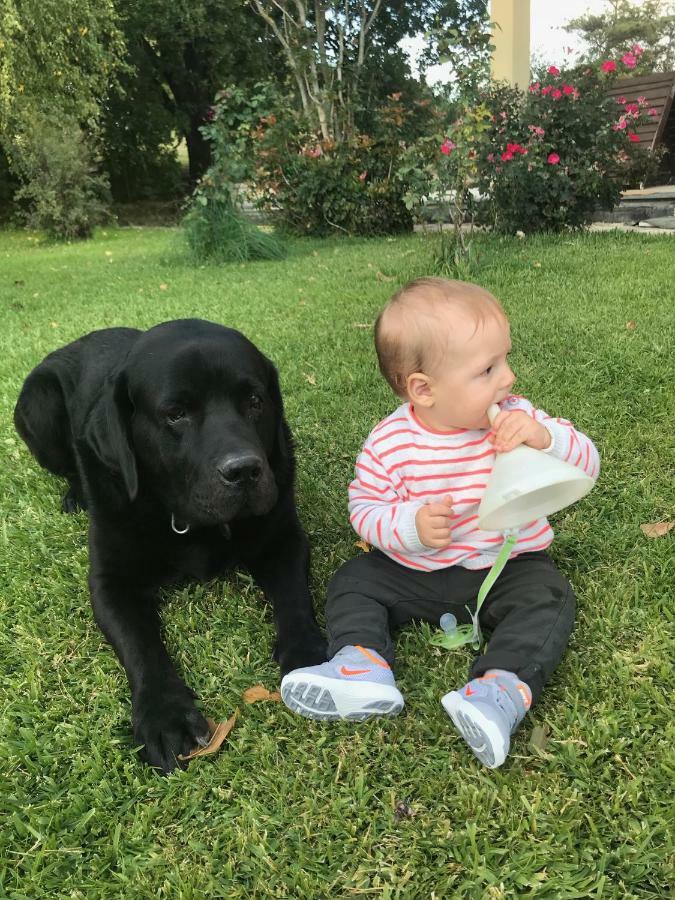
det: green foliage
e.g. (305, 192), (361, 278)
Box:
(0, 0), (126, 133)
(253, 95), (437, 236)
(13, 118), (111, 241)
(565, 0), (675, 73)
(260, 135), (414, 238)
(198, 84), (432, 237)
(397, 13), (494, 274)
(110, 0), (280, 185)
(182, 194), (285, 264)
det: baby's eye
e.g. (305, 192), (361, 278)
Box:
(484, 366), (493, 376)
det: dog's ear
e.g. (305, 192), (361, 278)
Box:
(266, 359), (293, 476)
(84, 369), (138, 501)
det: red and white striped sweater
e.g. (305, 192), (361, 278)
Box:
(348, 395), (600, 572)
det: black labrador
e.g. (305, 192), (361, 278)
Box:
(14, 319), (326, 772)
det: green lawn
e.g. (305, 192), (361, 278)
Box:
(1, 227), (673, 898)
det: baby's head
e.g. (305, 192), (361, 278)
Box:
(374, 278), (516, 431)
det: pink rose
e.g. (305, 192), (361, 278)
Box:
(440, 138), (455, 155)
(487, 153), (495, 162)
(547, 66), (560, 75)
(547, 152), (560, 165)
(637, 96), (647, 105)
(624, 103), (639, 115)
(628, 133), (640, 143)
(541, 86), (552, 96)
(621, 53), (637, 69)
(601, 60), (617, 73)
(648, 108), (659, 117)
(617, 96), (626, 104)
(562, 84), (575, 95)
(552, 88), (562, 100)
(528, 83), (540, 94)
(632, 44), (644, 56)
(501, 150), (514, 161)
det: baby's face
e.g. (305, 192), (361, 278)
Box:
(419, 312), (516, 431)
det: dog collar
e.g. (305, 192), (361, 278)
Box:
(171, 514), (190, 535)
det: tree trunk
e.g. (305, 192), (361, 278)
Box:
(185, 114), (212, 185)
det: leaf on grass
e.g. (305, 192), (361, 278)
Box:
(178, 711), (237, 761)
(351, 323), (372, 329)
(625, 320), (637, 330)
(303, 372), (316, 385)
(529, 723), (550, 753)
(159, 283), (169, 290)
(354, 540), (371, 553)
(532, 261), (542, 268)
(376, 270), (395, 282)
(243, 685), (281, 703)
(394, 801), (414, 822)
(640, 521), (674, 538)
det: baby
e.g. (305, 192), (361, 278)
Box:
(281, 278), (600, 768)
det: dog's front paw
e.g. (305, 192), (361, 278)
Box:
(132, 683), (211, 774)
(275, 625), (328, 676)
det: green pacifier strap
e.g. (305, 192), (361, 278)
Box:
(430, 531), (518, 651)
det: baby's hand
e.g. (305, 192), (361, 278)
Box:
(488, 410), (551, 453)
(416, 495), (453, 549)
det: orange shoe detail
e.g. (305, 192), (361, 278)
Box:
(478, 673), (498, 681)
(339, 666), (371, 676)
(464, 685), (476, 697)
(355, 646), (391, 669)
(516, 682), (532, 709)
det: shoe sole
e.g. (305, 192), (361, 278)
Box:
(441, 691), (508, 768)
(281, 672), (404, 721)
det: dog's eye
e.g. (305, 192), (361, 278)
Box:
(167, 409), (186, 424)
(249, 394), (263, 412)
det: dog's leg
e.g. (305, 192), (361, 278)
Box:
(246, 512), (327, 675)
(89, 569), (210, 774)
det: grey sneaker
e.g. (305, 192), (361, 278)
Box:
(441, 671), (532, 768)
(281, 645), (404, 721)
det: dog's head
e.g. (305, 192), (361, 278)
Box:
(85, 320), (290, 526)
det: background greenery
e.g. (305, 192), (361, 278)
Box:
(1, 228), (673, 897)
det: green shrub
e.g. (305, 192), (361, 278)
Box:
(13, 118), (111, 240)
(182, 190), (285, 264)
(256, 139), (413, 237)
(197, 84), (440, 237)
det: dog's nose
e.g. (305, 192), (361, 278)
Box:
(217, 453), (263, 485)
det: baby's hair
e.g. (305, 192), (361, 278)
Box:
(374, 278), (506, 397)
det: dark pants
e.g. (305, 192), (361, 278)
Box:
(326, 550), (575, 704)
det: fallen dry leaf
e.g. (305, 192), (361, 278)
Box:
(532, 261), (542, 268)
(625, 321), (637, 330)
(159, 283), (168, 290)
(376, 270), (395, 282)
(243, 685), (281, 703)
(355, 540), (371, 553)
(394, 801), (414, 822)
(351, 323), (372, 329)
(303, 372), (316, 385)
(640, 521), (674, 538)
(529, 723), (550, 753)
(178, 711), (238, 761)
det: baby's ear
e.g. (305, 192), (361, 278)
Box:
(406, 372), (433, 405)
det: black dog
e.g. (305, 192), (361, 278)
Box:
(14, 319), (326, 772)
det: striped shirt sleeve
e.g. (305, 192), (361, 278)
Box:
(504, 396), (600, 480)
(348, 443), (430, 555)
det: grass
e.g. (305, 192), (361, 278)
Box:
(0, 226), (673, 898)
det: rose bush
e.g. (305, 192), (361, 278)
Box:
(474, 50), (656, 233)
